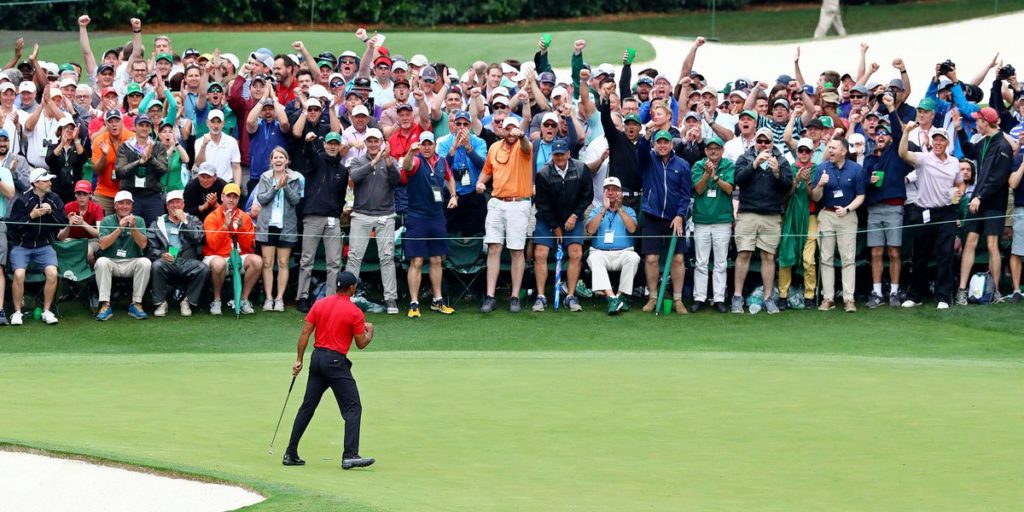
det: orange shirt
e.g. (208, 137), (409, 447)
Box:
(203, 205), (256, 257)
(90, 129), (136, 198)
(481, 138), (533, 199)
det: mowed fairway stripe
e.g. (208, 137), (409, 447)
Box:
(2, 352), (1022, 511)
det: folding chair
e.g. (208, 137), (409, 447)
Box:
(53, 239), (97, 312)
(444, 236), (486, 304)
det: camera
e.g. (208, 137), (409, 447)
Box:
(998, 64), (1016, 81)
(938, 59), (956, 75)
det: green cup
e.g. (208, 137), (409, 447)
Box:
(662, 299), (672, 315)
(168, 246), (180, 260)
(33, 307), (42, 320)
(626, 48), (636, 65)
(541, 34), (551, 49)
(873, 170), (885, 188)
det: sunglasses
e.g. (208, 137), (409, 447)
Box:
(128, 93), (143, 98)
(307, 107), (322, 112)
(755, 138), (772, 144)
(491, 104), (507, 110)
(340, 59), (357, 65)
(422, 79), (436, 84)
(542, 122), (558, 128)
(849, 94), (865, 99)
(376, 65), (389, 70)
(797, 148), (813, 154)
(47, 76), (58, 81)
(454, 121), (470, 127)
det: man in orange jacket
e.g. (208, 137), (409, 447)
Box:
(91, 110), (135, 214)
(202, 183), (263, 315)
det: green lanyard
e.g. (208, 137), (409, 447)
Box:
(979, 135), (992, 163)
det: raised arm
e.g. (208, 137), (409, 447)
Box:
(2, 37), (23, 70)
(793, 46), (806, 86)
(898, 121), (917, 166)
(969, 53), (1000, 87)
(855, 42), (868, 82)
(78, 16), (98, 77)
(678, 36), (705, 82)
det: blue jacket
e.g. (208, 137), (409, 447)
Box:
(639, 96), (680, 126)
(436, 132), (486, 196)
(637, 136), (692, 220)
(863, 111), (912, 205)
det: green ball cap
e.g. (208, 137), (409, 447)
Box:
(705, 136), (724, 147)
(653, 130), (673, 142)
(324, 132), (342, 144)
(818, 116), (834, 129)
(126, 82), (143, 95)
(59, 63), (75, 73)
(917, 97), (937, 112)
(739, 109), (758, 120)
(155, 52), (173, 63)
(623, 113), (642, 125)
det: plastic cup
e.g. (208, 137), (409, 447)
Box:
(168, 246), (180, 260)
(626, 48), (636, 65)
(33, 307), (42, 320)
(873, 170), (885, 188)
(541, 34), (551, 49)
(662, 299), (672, 315)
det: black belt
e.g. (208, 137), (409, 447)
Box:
(314, 347), (348, 357)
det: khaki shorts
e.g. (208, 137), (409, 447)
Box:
(735, 212), (782, 254)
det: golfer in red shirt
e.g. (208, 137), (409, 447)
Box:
(283, 271), (376, 469)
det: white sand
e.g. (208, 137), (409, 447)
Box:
(0, 450), (264, 512)
(555, 12), (1021, 104)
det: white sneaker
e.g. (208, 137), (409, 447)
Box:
(263, 298), (274, 311)
(936, 301), (950, 310)
(901, 299), (920, 308)
(41, 310), (58, 325)
(154, 302), (168, 317)
(240, 300), (255, 315)
(273, 299), (285, 312)
(210, 300), (223, 315)
(10, 311), (23, 325)
(180, 300), (192, 317)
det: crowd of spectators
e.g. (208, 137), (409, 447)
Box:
(1, 16), (1023, 326)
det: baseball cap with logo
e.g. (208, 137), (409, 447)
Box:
(603, 177), (622, 189)
(797, 137), (814, 150)
(623, 114), (641, 125)
(30, 168), (55, 183)
(419, 132), (435, 144)
(114, 190), (134, 203)
(19, 81), (36, 94)
(351, 105), (369, 117)
(364, 128), (383, 140)
(551, 139), (569, 154)
(104, 109), (122, 121)
(755, 127), (774, 140)
(208, 109), (225, 122)
(165, 190), (184, 203)
(501, 117), (519, 129)
(74, 180), (93, 194)
(931, 127), (951, 140)
(653, 130), (673, 142)
(196, 162), (217, 176)
(324, 132), (342, 144)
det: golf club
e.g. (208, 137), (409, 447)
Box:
(268, 375), (297, 455)
(655, 234), (678, 316)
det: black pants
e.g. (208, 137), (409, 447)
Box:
(151, 258), (210, 305)
(906, 204), (958, 304)
(287, 347), (362, 459)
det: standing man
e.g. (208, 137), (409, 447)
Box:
(956, 107), (1014, 304)
(147, 190), (209, 318)
(347, 128), (402, 315)
(283, 271), (375, 471)
(814, 0), (847, 38)
(898, 123), (963, 309)
(689, 137), (735, 313)
(400, 132), (458, 317)
(0, 156), (13, 325)
(194, 110), (242, 186)
(585, 177), (641, 315)
(436, 110), (488, 236)
(637, 130), (692, 314)
(812, 138), (866, 312)
(295, 131), (348, 313)
(532, 139), (593, 312)
(732, 127), (794, 314)
(95, 190), (152, 321)
(477, 117), (533, 313)
(7, 168), (67, 325)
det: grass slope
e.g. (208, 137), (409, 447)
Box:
(3, 352), (1022, 511)
(24, 31), (653, 75)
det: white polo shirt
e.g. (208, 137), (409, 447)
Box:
(195, 133), (240, 182)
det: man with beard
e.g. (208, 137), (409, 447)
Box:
(0, 128), (30, 192)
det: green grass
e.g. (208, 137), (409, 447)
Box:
(17, 30), (653, 75)
(3, 351), (1022, 511)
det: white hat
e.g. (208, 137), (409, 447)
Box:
(308, 84), (329, 99)
(221, 53), (240, 70)
(364, 127), (383, 140)
(329, 73), (345, 84)
(501, 117), (519, 129)
(755, 127), (774, 140)
(57, 116), (75, 128)
(541, 112), (559, 125)
(0, 83), (14, 94)
(847, 133), (866, 146)
(410, 54), (429, 67)
(603, 177), (622, 189)
(42, 62), (58, 76)
(489, 86), (510, 99)
(729, 90), (748, 100)
(59, 78), (77, 89)
(306, 97), (322, 109)
(18, 81), (36, 94)
(391, 60), (409, 72)
(460, 70), (473, 83)
(500, 63), (517, 75)
(930, 127), (950, 140)
(49, 88), (62, 98)
(207, 109), (225, 122)
(937, 76), (954, 90)
(340, 50), (359, 59)
(551, 86), (568, 99)
(196, 162), (217, 176)
(418, 131), (435, 144)
(796, 137), (814, 150)
(29, 168), (54, 183)
(594, 63), (615, 77)
(351, 105), (369, 117)
(491, 95), (509, 106)
(114, 190), (134, 203)
(165, 190), (184, 203)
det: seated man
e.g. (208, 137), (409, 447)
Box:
(183, 162), (226, 221)
(7, 169), (67, 325)
(202, 182), (262, 315)
(57, 180), (105, 265)
(585, 177), (641, 315)
(147, 190), (210, 317)
(95, 190), (152, 321)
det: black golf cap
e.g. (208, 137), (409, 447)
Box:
(337, 271), (361, 289)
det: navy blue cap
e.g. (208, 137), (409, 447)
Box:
(551, 139), (569, 154)
(637, 76), (654, 86)
(452, 110), (471, 122)
(337, 271), (361, 289)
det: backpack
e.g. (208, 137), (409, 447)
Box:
(967, 272), (995, 304)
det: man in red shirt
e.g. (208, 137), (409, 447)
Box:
(58, 180), (104, 265)
(284, 271), (375, 470)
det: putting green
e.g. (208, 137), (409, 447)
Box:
(3, 351), (1022, 511)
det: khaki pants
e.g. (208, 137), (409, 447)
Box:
(346, 212), (398, 301)
(296, 215), (342, 300)
(778, 215), (818, 299)
(587, 248), (641, 295)
(95, 257), (152, 303)
(818, 210), (858, 302)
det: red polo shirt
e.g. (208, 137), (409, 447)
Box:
(388, 124), (424, 159)
(305, 294), (366, 355)
(63, 200), (105, 239)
